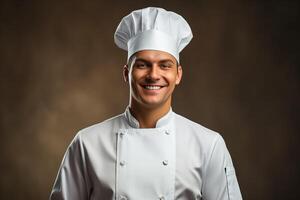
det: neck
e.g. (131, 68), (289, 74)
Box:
(129, 100), (171, 128)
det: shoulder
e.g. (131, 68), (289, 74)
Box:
(75, 113), (126, 143)
(173, 112), (226, 153)
(173, 112), (222, 140)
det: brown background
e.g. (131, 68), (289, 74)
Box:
(1, 0), (299, 199)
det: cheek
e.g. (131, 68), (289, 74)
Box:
(130, 69), (143, 81)
(130, 78), (139, 91)
(166, 74), (179, 85)
(129, 71), (138, 84)
(130, 72), (143, 91)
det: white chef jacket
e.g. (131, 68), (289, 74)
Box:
(50, 107), (242, 200)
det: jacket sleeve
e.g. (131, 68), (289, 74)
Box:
(202, 135), (242, 200)
(50, 133), (90, 200)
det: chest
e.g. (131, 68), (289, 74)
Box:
(87, 128), (203, 200)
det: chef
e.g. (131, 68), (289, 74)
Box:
(50, 7), (242, 200)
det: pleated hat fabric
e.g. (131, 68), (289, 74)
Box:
(114, 7), (193, 62)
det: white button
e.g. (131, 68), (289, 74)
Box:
(119, 195), (127, 200)
(120, 161), (126, 166)
(164, 130), (170, 135)
(159, 196), (165, 200)
(162, 160), (168, 165)
(120, 132), (125, 137)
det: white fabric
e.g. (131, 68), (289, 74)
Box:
(50, 107), (242, 200)
(114, 7), (193, 62)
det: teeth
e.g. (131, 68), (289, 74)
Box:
(144, 85), (161, 90)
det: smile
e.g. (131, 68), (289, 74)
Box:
(142, 85), (164, 90)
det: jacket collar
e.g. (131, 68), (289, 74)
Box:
(124, 106), (173, 128)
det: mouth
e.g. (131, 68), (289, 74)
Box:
(142, 85), (165, 90)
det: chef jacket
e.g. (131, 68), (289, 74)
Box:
(50, 107), (242, 200)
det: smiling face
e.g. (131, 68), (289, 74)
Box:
(123, 50), (182, 110)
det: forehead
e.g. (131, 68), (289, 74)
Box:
(133, 50), (176, 63)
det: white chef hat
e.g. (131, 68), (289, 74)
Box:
(114, 7), (193, 63)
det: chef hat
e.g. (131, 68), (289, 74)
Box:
(114, 7), (193, 63)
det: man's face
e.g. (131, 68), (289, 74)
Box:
(123, 50), (182, 109)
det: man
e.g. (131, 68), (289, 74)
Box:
(50, 7), (242, 200)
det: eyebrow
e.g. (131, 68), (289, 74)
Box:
(134, 58), (175, 64)
(158, 59), (175, 64)
(134, 58), (151, 64)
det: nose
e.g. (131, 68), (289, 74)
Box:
(147, 65), (160, 80)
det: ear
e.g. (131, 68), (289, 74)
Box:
(123, 64), (129, 83)
(175, 65), (183, 85)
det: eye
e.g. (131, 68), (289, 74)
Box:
(135, 62), (147, 68)
(160, 63), (172, 69)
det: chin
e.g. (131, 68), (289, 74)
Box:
(140, 98), (169, 108)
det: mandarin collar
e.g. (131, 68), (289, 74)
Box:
(124, 106), (174, 128)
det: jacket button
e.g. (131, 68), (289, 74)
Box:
(119, 131), (125, 137)
(159, 196), (165, 200)
(162, 160), (168, 166)
(120, 161), (126, 166)
(164, 130), (170, 135)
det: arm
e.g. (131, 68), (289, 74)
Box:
(202, 135), (242, 200)
(50, 133), (90, 200)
